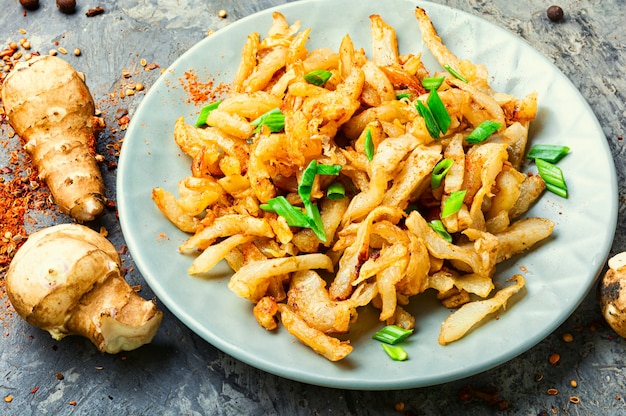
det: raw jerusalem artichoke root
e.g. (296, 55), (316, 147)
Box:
(598, 252), (626, 338)
(1, 55), (106, 222)
(6, 224), (163, 354)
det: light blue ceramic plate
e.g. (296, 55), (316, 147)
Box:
(117, 0), (617, 390)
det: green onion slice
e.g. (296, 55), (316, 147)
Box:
(396, 93), (411, 100)
(427, 89), (451, 135)
(466, 120), (501, 144)
(316, 164), (342, 176)
(372, 325), (413, 345)
(304, 201), (327, 242)
(365, 127), (375, 161)
(428, 219), (453, 243)
(195, 101), (221, 127)
(326, 181), (345, 200)
(304, 69), (333, 86)
(526, 144), (570, 164)
(381, 344), (408, 361)
(422, 76), (445, 91)
(251, 108), (285, 133)
(431, 158), (454, 189)
(444, 64), (468, 83)
(536, 158), (568, 198)
(416, 100), (441, 139)
(441, 190), (467, 218)
(298, 160), (318, 204)
(260, 196), (310, 228)
(296, 160), (329, 242)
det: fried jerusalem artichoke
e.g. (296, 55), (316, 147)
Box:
(1, 55), (106, 221)
(6, 224), (163, 354)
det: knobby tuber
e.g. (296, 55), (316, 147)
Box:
(598, 252), (626, 338)
(1, 55), (106, 221)
(6, 224), (163, 354)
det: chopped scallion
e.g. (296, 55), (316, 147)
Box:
(260, 196), (310, 228)
(298, 160), (318, 204)
(422, 76), (445, 91)
(526, 144), (570, 163)
(304, 69), (333, 86)
(365, 128), (375, 161)
(381, 344), (408, 361)
(251, 108), (285, 133)
(416, 100), (441, 139)
(466, 120), (501, 144)
(427, 89), (451, 135)
(431, 158), (454, 189)
(296, 160), (329, 242)
(442, 190), (467, 218)
(396, 93), (411, 100)
(195, 101), (221, 127)
(304, 201), (327, 242)
(428, 219), (453, 243)
(326, 181), (345, 200)
(372, 325), (413, 345)
(536, 158), (568, 198)
(444, 64), (468, 83)
(316, 164), (342, 176)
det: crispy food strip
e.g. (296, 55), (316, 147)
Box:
(288, 270), (355, 334)
(228, 253), (334, 302)
(180, 215), (274, 252)
(414, 7), (464, 74)
(277, 303), (353, 361)
(342, 134), (418, 225)
(188, 234), (256, 276)
(405, 210), (487, 275)
(330, 206), (404, 300)
(438, 275), (525, 345)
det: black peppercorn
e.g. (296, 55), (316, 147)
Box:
(56, 0), (77, 14)
(19, 0), (39, 10)
(547, 5), (564, 22)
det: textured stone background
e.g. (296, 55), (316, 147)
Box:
(1, 0), (625, 415)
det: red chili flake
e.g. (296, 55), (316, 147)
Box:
(30, 386), (39, 394)
(69, 401), (77, 406)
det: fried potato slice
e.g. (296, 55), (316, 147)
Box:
(438, 275), (525, 345)
(382, 144), (442, 210)
(233, 32), (260, 93)
(188, 234), (256, 276)
(152, 187), (200, 233)
(405, 210), (491, 277)
(493, 217), (554, 263)
(330, 206), (404, 300)
(509, 174), (546, 219)
(228, 253), (334, 302)
(414, 7), (477, 82)
(288, 270), (356, 334)
(342, 134), (419, 224)
(254, 296), (279, 330)
(277, 303), (353, 361)
(180, 215), (274, 252)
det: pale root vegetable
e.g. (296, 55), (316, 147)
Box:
(1, 55), (106, 222)
(598, 252), (626, 338)
(6, 224), (163, 354)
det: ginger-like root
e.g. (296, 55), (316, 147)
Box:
(6, 224), (163, 354)
(599, 253), (626, 338)
(1, 55), (106, 221)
